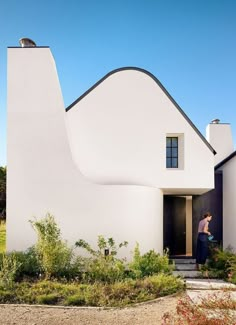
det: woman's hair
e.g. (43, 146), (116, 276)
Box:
(203, 212), (211, 219)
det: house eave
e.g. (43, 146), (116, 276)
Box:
(215, 151), (236, 170)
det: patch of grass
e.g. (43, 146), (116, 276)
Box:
(0, 288), (16, 303)
(36, 293), (61, 305)
(65, 294), (86, 306)
(0, 222), (6, 253)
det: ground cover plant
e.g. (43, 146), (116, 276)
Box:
(162, 291), (236, 325)
(0, 221), (6, 253)
(0, 273), (184, 307)
(0, 214), (185, 306)
(202, 245), (236, 284)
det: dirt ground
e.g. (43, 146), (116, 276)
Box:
(0, 294), (179, 325)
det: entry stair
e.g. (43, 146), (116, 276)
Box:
(171, 258), (201, 278)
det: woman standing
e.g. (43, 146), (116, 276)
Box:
(196, 212), (212, 270)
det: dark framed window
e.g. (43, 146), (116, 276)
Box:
(166, 137), (178, 168)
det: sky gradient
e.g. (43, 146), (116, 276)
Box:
(0, 0), (236, 165)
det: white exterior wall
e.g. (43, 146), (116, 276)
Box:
(219, 158), (236, 250)
(7, 47), (163, 257)
(7, 47), (215, 257)
(67, 70), (215, 194)
(206, 123), (234, 165)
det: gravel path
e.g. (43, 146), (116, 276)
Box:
(0, 295), (180, 325)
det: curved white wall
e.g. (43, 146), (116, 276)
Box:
(67, 70), (214, 194)
(7, 48), (163, 257)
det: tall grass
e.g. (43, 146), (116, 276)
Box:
(0, 222), (6, 253)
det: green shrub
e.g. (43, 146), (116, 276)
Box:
(13, 248), (41, 279)
(75, 236), (128, 283)
(228, 253), (236, 284)
(30, 214), (74, 279)
(146, 273), (184, 295)
(128, 243), (171, 278)
(205, 246), (236, 282)
(0, 253), (22, 288)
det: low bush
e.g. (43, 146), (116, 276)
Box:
(203, 246), (236, 283)
(198, 291), (236, 310)
(14, 248), (41, 279)
(128, 243), (171, 278)
(162, 292), (236, 325)
(75, 236), (128, 283)
(228, 253), (236, 284)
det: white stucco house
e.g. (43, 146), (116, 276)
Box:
(6, 41), (236, 257)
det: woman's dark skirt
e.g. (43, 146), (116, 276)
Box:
(196, 232), (208, 264)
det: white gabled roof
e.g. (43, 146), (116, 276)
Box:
(66, 67), (216, 155)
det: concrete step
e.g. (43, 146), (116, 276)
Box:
(173, 270), (202, 278)
(186, 278), (236, 290)
(172, 258), (195, 264)
(175, 263), (197, 271)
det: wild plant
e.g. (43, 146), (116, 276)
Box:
(30, 213), (73, 279)
(162, 292), (236, 324)
(128, 243), (171, 278)
(75, 235), (128, 283)
(0, 253), (22, 288)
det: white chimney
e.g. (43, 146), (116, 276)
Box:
(206, 119), (234, 165)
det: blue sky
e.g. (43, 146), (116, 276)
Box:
(0, 0), (236, 166)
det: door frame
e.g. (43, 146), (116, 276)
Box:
(164, 195), (193, 257)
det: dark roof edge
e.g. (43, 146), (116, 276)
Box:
(215, 150), (236, 170)
(8, 46), (50, 48)
(65, 66), (216, 155)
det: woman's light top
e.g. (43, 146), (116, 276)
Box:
(198, 219), (208, 233)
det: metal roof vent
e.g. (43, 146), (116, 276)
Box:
(19, 38), (36, 47)
(211, 118), (220, 124)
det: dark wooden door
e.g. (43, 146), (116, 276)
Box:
(164, 196), (186, 256)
